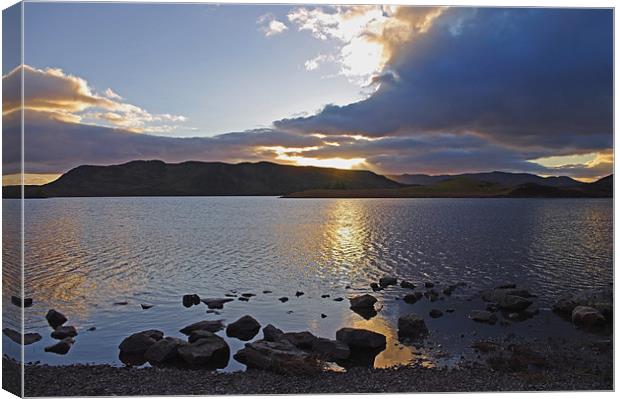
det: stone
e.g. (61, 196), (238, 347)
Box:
(404, 292), (422, 304)
(379, 276), (397, 287)
(226, 315), (261, 341)
(234, 340), (318, 374)
(311, 338), (350, 361)
(188, 330), (219, 343)
(429, 309), (443, 318)
(496, 283), (517, 289)
(471, 341), (498, 353)
(45, 338), (74, 355)
(141, 304), (153, 309)
(572, 306), (606, 327)
(262, 324), (285, 342)
(523, 303), (539, 317)
(333, 297), (344, 302)
(51, 326), (78, 339)
(3, 328), (41, 345)
(242, 293), (256, 298)
(144, 337), (186, 364)
(114, 301), (129, 305)
(295, 291), (304, 297)
(481, 288), (531, 303)
(278, 297), (289, 303)
(45, 309), (67, 329)
(182, 294), (201, 307)
(370, 283), (382, 292)
(446, 308), (455, 313)
(349, 294), (377, 309)
(201, 298), (234, 309)
(397, 314), (429, 339)
(177, 334), (230, 368)
(400, 280), (415, 289)
(321, 294), (330, 298)
(11, 296), (33, 308)
(263, 290), (273, 294)
(553, 289), (613, 321)
(336, 328), (386, 349)
(119, 330), (164, 355)
(180, 320), (225, 335)
(238, 297), (249, 302)
(498, 295), (533, 311)
(469, 310), (498, 325)
(321, 314), (327, 318)
(282, 331), (317, 350)
(424, 282), (434, 288)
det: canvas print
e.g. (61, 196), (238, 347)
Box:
(1, 1), (614, 396)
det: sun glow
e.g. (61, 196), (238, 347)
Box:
(259, 146), (366, 169)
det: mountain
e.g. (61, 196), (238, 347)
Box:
(3, 160), (402, 198)
(389, 171), (581, 188)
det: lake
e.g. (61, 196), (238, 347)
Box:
(2, 197), (613, 371)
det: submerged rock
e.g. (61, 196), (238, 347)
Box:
(177, 333), (230, 368)
(45, 338), (74, 355)
(429, 309), (443, 318)
(45, 309), (67, 329)
(481, 288), (531, 303)
(201, 298), (234, 309)
(144, 337), (186, 364)
(226, 315), (261, 341)
(397, 314), (429, 339)
(3, 328), (42, 345)
(469, 310), (498, 325)
(400, 280), (415, 289)
(51, 326), (78, 340)
(349, 294), (377, 309)
(498, 295), (532, 311)
(379, 276), (397, 287)
(404, 292), (423, 304)
(179, 320), (225, 335)
(119, 330), (164, 355)
(336, 328), (386, 350)
(572, 306), (606, 327)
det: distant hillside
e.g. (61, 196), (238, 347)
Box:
(285, 175), (612, 198)
(389, 171), (580, 188)
(3, 160), (402, 198)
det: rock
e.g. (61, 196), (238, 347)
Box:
(497, 283), (517, 289)
(224, 293), (237, 298)
(333, 297), (344, 302)
(3, 328), (42, 345)
(144, 337), (186, 364)
(572, 306), (605, 327)
(311, 338), (350, 361)
(469, 310), (498, 325)
(370, 283), (382, 292)
(182, 294), (201, 307)
(321, 294), (330, 298)
(471, 341), (498, 353)
(141, 304), (153, 309)
(379, 276), (397, 287)
(180, 320), (225, 335)
(201, 298), (234, 309)
(114, 301), (129, 305)
(188, 330), (218, 343)
(45, 309), (67, 329)
(263, 290), (272, 294)
(424, 282), (434, 288)
(523, 303), (539, 317)
(295, 291), (304, 297)
(262, 324), (285, 342)
(238, 297), (249, 302)
(446, 308), (455, 313)
(321, 314), (327, 318)
(242, 293), (256, 298)
(177, 333), (230, 368)
(44, 338), (74, 355)
(429, 309), (443, 318)
(400, 280), (415, 289)
(11, 296), (33, 308)
(481, 288), (531, 302)
(553, 289), (613, 321)
(87, 326), (96, 331)
(51, 326), (78, 339)
(278, 297), (289, 303)
(404, 292), (422, 304)
(486, 303), (499, 312)
(397, 314), (429, 339)
(234, 339), (318, 374)
(349, 294), (377, 309)
(226, 315), (261, 341)
(282, 331), (317, 350)
(498, 295), (532, 311)
(508, 312), (521, 320)
(336, 328), (386, 349)
(119, 330), (164, 355)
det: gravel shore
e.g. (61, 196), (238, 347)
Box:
(6, 338), (612, 396)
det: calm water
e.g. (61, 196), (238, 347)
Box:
(2, 197), (613, 370)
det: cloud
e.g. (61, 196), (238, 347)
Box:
(257, 13), (289, 37)
(2, 65), (187, 133)
(287, 5), (445, 84)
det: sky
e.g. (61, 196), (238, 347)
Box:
(1, 3), (614, 184)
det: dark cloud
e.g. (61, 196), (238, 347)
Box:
(276, 8), (613, 152)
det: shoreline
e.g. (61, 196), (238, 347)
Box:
(6, 336), (613, 396)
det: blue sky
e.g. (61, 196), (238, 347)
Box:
(1, 3), (614, 183)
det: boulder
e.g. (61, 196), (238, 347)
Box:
(226, 315), (261, 341)
(553, 289), (612, 321)
(429, 309), (443, 318)
(379, 276), (397, 287)
(182, 294), (201, 307)
(336, 328), (386, 349)
(201, 298), (234, 309)
(469, 310), (498, 325)
(3, 328), (41, 345)
(177, 334), (230, 368)
(45, 309), (67, 329)
(144, 337), (186, 364)
(572, 306), (606, 327)
(118, 330), (164, 355)
(400, 280), (415, 289)
(349, 294), (377, 309)
(311, 338), (350, 361)
(282, 331), (317, 350)
(51, 326), (78, 339)
(234, 339), (319, 374)
(397, 314), (429, 339)
(11, 296), (33, 308)
(498, 295), (533, 311)
(179, 320), (225, 335)
(263, 324), (285, 342)
(44, 338), (74, 355)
